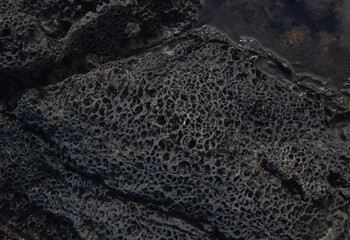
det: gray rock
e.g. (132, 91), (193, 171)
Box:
(1, 26), (349, 239)
(0, 0), (199, 100)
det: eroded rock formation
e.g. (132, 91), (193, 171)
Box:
(0, 0), (349, 239)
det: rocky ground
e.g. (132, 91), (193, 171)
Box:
(0, 0), (349, 239)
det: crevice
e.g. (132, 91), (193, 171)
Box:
(71, 164), (208, 232)
(260, 157), (305, 198)
(0, 217), (33, 240)
(12, 114), (231, 238)
(281, 178), (304, 196)
(327, 171), (347, 188)
(208, 227), (230, 240)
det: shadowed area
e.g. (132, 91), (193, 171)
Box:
(196, 0), (350, 95)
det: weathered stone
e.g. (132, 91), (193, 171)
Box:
(1, 26), (349, 239)
(0, 0), (199, 100)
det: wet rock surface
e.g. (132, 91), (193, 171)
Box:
(197, 0), (350, 94)
(0, 1), (349, 240)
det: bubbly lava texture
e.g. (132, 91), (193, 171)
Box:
(0, 0), (198, 99)
(0, 0), (349, 239)
(1, 28), (348, 239)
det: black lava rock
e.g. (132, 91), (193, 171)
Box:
(0, 0), (199, 101)
(0, 1), (349, 239)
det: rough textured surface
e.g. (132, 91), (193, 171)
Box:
(0, 0), (198, 100)
(1, 0), (350, 239)
(1, 26), (349, 239)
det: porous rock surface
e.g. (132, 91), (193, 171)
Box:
(0, 0), (198, 100)
(1, 26), (349, 239)
(1, 1), (350, 240)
